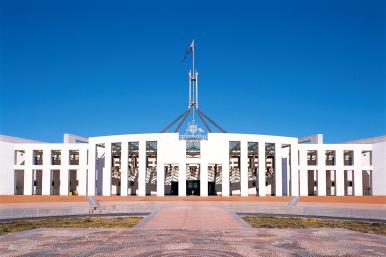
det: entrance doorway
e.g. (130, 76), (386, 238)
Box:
(208, 182), (216, 195)
(171, 181), (178, 195)
(208, 164), (222, 195)
(186, 164), (200, 196)
(51, 170), (60, 195)
(32, 169), (42, 195)
(69, 169), (78, 195)
(186, 180), (200, 195)
(164, 164), (179, 195)
(14, 170), (24, 195)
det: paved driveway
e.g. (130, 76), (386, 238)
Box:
(142, 202), (246, 229)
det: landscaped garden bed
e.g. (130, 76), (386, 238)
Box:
(0, 216), (142, 235)
(242, 216), (386, 236)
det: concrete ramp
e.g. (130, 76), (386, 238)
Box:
(87, 196), (102, 214)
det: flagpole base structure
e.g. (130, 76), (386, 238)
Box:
(161, 108), (226, 134)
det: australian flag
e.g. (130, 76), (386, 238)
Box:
(182, 40), (194, 61)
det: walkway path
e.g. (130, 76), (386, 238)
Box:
(143, 202), (246, 229)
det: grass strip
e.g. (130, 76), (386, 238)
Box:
(0, 216), (143, 235)
(242, 216), (386, 236)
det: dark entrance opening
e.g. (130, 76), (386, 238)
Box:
(171, 181), (178, 195)
(33, 170), (42, 195)
(186, 180), (200, 195)
(208, 182), (216, 195)
(14, 170), (24, 195)
(51, 170), (60, 195)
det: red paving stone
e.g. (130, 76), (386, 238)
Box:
(2, 195), (386, 204)
(0, 195), (292, 203)
(143, 202), (245, 229)
(0, 195), (87, 203)
(96, 195), (293, 203)
(0, 202), (88, 209)
(299, 196), (386, 204)
(298, 202), (386, 209)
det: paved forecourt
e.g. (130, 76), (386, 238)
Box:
(1, 228), (386, 257)
(1, 196), (386, 221)
(1, 200), (386, 257)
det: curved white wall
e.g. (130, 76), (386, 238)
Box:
(0, 132), (383, 196)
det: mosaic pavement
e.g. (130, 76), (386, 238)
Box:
(1, 227), (385, 257)
(1, 201), (386, 256)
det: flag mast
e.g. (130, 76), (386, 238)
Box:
(160, 40), (226, 134)
(192, 39), (195, 80)
(188, 40), (197, 122)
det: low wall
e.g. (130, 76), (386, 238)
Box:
(0, 202), (161, 220)
(224, 204), (386, 221)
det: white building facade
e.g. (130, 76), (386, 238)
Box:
(1, 133), (385, 197)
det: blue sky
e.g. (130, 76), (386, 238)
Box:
(0, 0), (385, 143)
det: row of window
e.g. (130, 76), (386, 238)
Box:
(305, 150), (372, 166)
(14, 147), (372, 167)
(15, 150), (82, 166)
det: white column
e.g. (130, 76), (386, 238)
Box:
(178, 161), (186, 196)
(78, 149), (87, 196)
(222, 156), (230, 197)
(121, 142), (128, 196)
(24, 148), (33, 195)
(200, 162), (208, 196)
(77, 168), (86, 196)
(138, 140), (146, 196)
(290, 144), (299, 196)
(258, 141), (266, 196)
(240, 141), (249, 196)
(220, 141), (230, 197)
(157, 162), (164, 196)
(156, 141), (163, 197)
(60, 148), (69, 196)
(87, 144), (96, 196)
(275, 143), (283, 196)
(353, 149), (363, 196)
(42, 148), (51, 195)
(284, 154), (290, 196)
(299, 150), (308, 196)
(102, 142), (112, 196)
(335, 150), (344, 196)
(317, 150), (326, 196)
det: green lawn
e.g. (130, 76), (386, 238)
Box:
(242, 216), (386, 236)
(0, 216), (143, 235)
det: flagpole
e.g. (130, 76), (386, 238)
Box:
(192, 40), (195, 122)
(189, 71), (191, 108)
(196, 71), (198, 108)
(192, 40), (195, 79)
(160, 40), (227, 133)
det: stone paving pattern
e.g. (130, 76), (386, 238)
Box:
(1, 227), (386, 257)
(1, 197), (386, 256)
